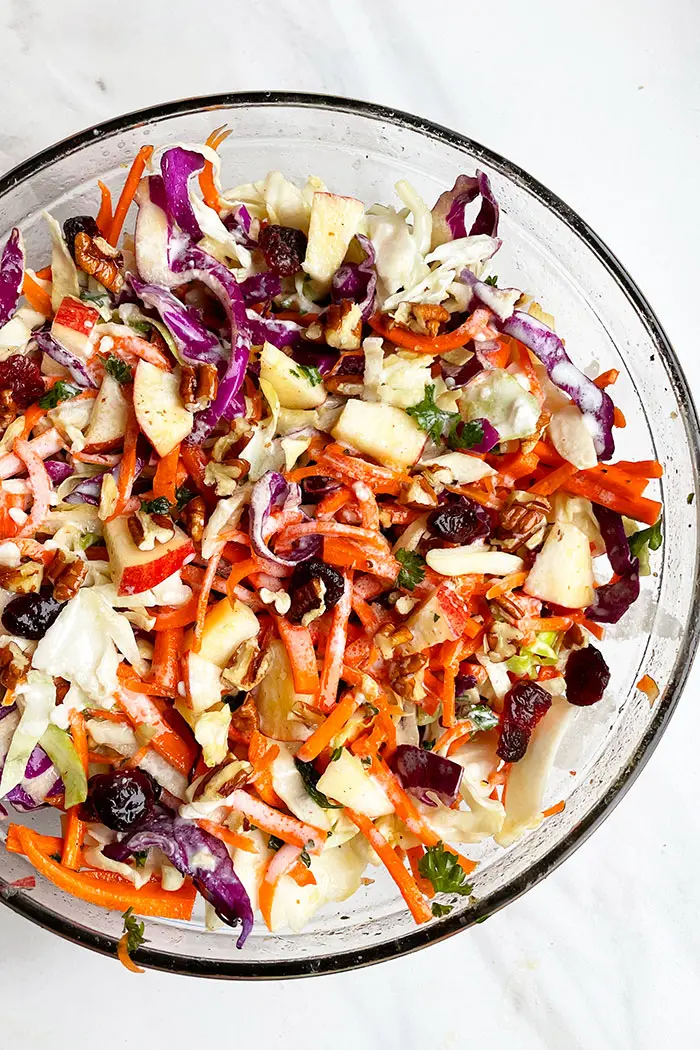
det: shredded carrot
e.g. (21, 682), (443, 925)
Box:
(34, 266), (52, 281)
(316, 487), (352, 519)
(542, 800), (566, 818)
(352, 481), (380, 530)
(593, 368), (619, 389)
(153, 444), (180, 504)
(108, 144), (154, 246)
(22, 273), (53, 316)
(96, 180), (114, 238)
(636, 674), (660, 703)
(440, 639), (462, 728)
(150, 628), (182, 695)
(199, 126), (231, 210)
(117, 688), (197, 776)
(104, 407), (139, 522)
(289, 859), (317, 887)
(20, 403), (46, 441)
(196, 819), (258, 854)
(61, 710), (88, 870)
(225, 557), (265, 602)
(368, 307), (492, 354)
(405, 845), (435, 898)
(525, 616), (572, 632)
(259, 843), (301, 931)
(485, 571), (528, 600)
(225, 790), (325, 852)
(276, 617), (320, 695)
(151, 593), (199, 631)
(317, 572), (353, 712)
(613, 459), (663, 479)
(247, 730), (283, 807)
(296, 689), (359, 762)
(117, 933), (145, 974)
(562, 473), (661, 526)
(346, 809), (432, 924)
(529, 461), (578, 496)
(192, 549), (222, 654)
(613, 406), (626, 428)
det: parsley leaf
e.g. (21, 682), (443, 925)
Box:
(294, 757), (343, 809)
(484, 275), (499, 286)
(291, 364), (323, 387)
(467, 704), (499, 731)
(628, 516), (663, 559)
(121, 907), (146, 955)
(421, 739), (436, 751)
(299, 849), (311, 868)
(78, 531), (101, 551)
(395, 548), (426, 591)
(175, 485), (196, 511)
(268, 835), (284, 852)
(141, 496), (171, 516)
(418, 842), (473, 896)
(431, 902), (453, 917)
(133, 851), (148, 869)
(104, 354), (133, 385)
(406, 384), (459, 443)
(38, 381), (80, 409)
(448, 418), (485, 451)
(688, 493), (695, 505)
(330, 746), (343, 762)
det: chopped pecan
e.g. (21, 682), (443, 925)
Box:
(128, 511), (174, 552)
(218, 456), (250, 481)
(375, 622), (414, 660)
(0, 641), (29, 690)
(259, 586), (292, 615)
(490, 592), (528, 625)
(179, 495), (206, 543)
(324, 300), (362, 351)
(228, 692), (258, 743)
(180, 364), (219, 411)
(495, 492), (550, 552)
(0, 560), (44, 594)
(192, 758), (251, 801)
(485, 621), (522, 663)
(0, 388), (18, 430)
(45, 550), (88, 601)
(399, 475), (439, 508)
(407, 303), (451, 338)
(288, 576), (325, 626)
(223, 638), (270, 693)
(73, 232), (124, 293)
(388, 652), (427, 702)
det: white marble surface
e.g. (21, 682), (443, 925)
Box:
(1, 0), (699, 1045)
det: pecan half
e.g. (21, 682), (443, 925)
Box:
(485, 621), (522, 663)
(495, 492), (550, 552)
(0, 642), (29, 690)
(388, 652), (427, 702)
(0, 389), (18, 430)
(74, 232), (124, 294)
(407, 302), (450, 338)
(288, 577), (325, 626)
(128, 511), (174, 552)
(179, 495), (206, 543)
(324, 300), (362, 350)
(180, 364), (219, 411)
(45, 550), (88, 602)
(0, 560), (44, 594)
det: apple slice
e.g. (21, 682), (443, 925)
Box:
(402, 580), (474, 654)
(83, 375), (129, 452)
(260, 341), (326, 410)
(524, 522), (594, 609)
(133, 360), (192, 456)
(104, 515), (194, 595)
(183, 650), (224, 713)
(302, 192), (364, 290)
(51, 296), (101, 362)
(331, 398), (426, 469)
(254, 639), (316, 741)
(185, 597), (259, 669)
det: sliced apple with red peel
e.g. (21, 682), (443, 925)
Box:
(302, 192), (364, 290)
(83, 375), (129, 452)
(133, 360), (192, 456)
(104, 515), (195, 595)
(402, 580), (474, 654)
(51, 296), (100, 362)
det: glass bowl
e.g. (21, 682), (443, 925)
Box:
(0, 92), (698, 979)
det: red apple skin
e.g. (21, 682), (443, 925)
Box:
(52, 296), (100, 339)
(436, 581), (473, 637)
(117, 541), (195, 596)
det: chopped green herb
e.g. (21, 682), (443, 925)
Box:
(141, 496), (172, 516)
(406, 384), (459, 443)
(421, 739), (436, 751)
(629, 516), (663, 559)
(133, 851), (148, 869)
(395, 548), (426, 591)
(431, 902), (453, 917)
(361, 756), (372, 767)
(292, 364), (323, 387)
(433, 613), (440, 623)
(688, 493), (695, 505)
(294, 757), (343, 809)
(175, 485), (196, 511)
(364, 703), (380, 718)
(268, 835), (284, 852)
(38, 381), (80, 409)
(104, 353), (133, 385)
(448, 418), (485, 451)
(121, 907), (146, 955)
(484, 275), (499, 286)
(475, 915), (489, 924)
(78, 531), (101, 550)
(50, 852), (62, 862)
(418, 842), (473, 896)
(299, 849), (311, 868)
(330, 746), (343, 762)
(467, 704), (499, 732)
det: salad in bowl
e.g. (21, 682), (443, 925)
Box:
(0, 130), (663, 965)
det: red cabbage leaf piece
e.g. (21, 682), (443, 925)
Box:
(331, 234), (377, 320)
(129, 276), (221, 364)
(432, 171), (499, 243)
(116, 813), (254, 947)
(249, 471), (321, 567)
(501, 311), (615, 460)
(585, 505), (640, 623)
(160, 148), (206, 241)
(0, 229), (24, 327)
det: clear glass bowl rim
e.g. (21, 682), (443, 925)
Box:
(1, 90), (699, 980)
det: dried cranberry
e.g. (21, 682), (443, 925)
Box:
(496, 721), (530, 763)
(0, 355), (44, 409)
(565, 645), (610, 706)
(428, 495), (491, 545)
(301, 476), (340, 503)
(288, 558), (345, 624)
(1, 591), (63, 640)
(258, 224), (307, 277)
(497, 680), (552, 762)
(62, 215), (100, 257)
(87, 769), (161, 831)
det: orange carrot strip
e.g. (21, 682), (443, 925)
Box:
(346, 809), (432, 924)
(247, 729), (283, 807)
(259, 843), (301, 931)
(542, 800), (566, 818)
(196, 819), (258, 854)
(96, 180), (114, 237)
(405, 845), (435, 898)
(34, 266), (52, 281)
(116, 688), (196, 776)
(529, 462), (578, 496)
(636, 674), (660, 703)
(593, 369), (619, 389)
(225, 557), (264, 602)
(351, 591), (379, 633)
(199, 126), (231, 210)
(22, 273), (53, 316)
(18, 827), (196, 919)
(352, 481), (380, 530)
(20, 404), (46, 441)
(152, 444), (180, 504)
(612, 459), (663, 479)
(225, 790), (325, 852)
(61, 710), (88, 870)
(368, 308), (492, 355)
(524, 616), (572, 632)
(317, 572), (353, 713)
(289, 859), (317, 887)
(192, 549), (222, 654)
(104, 407), (139, 522)
(150, 628), (182, 695)
(6, 826), (64, 858)
(485, 571), (528, 600)
(108, 145), (154, 246)
(316, 487), (352, 519)
(562, 474), (661, 526)
(296, 690), (359, 762)
(151, 593), (199, 631)
(276, 618), (320, 695)
(117, 934), (145, 974)
(613, 406), (626, 428)
(440, 639), (462, 728)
